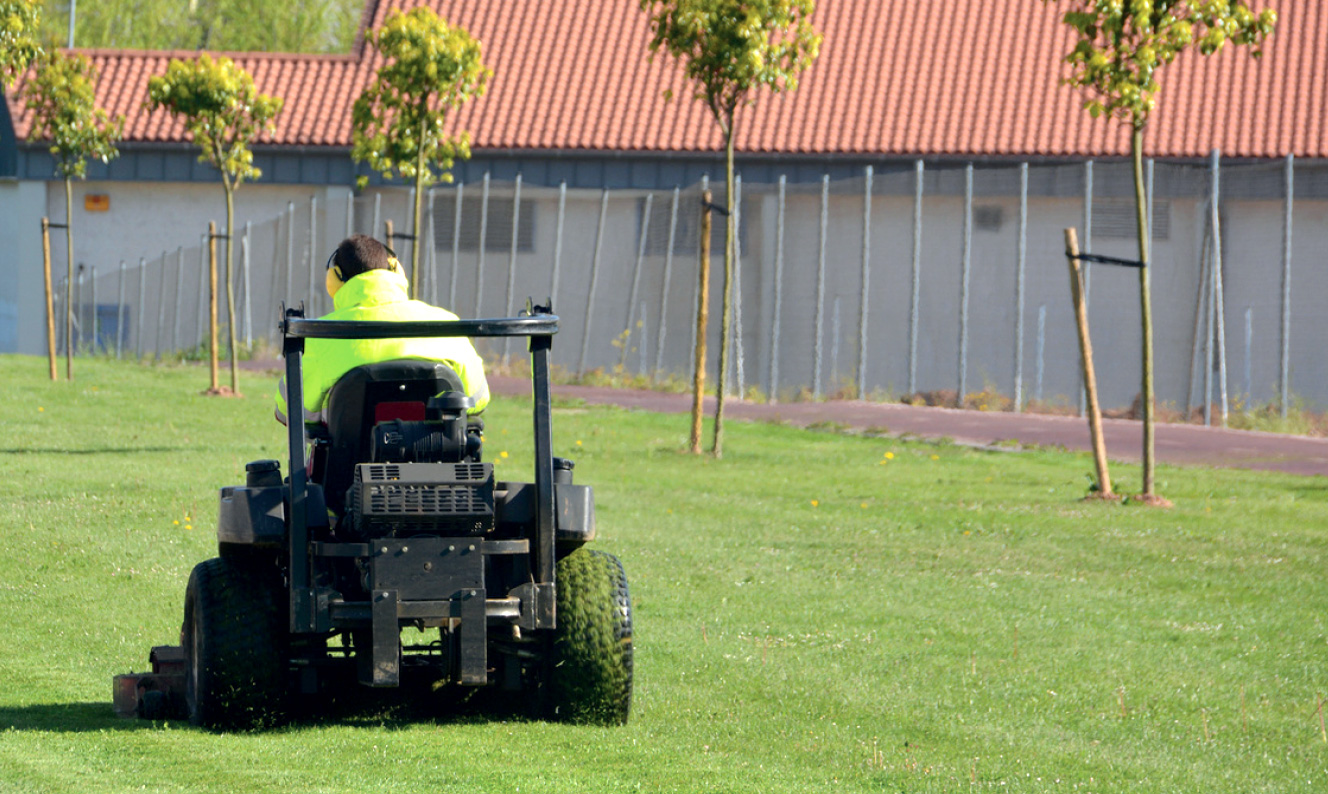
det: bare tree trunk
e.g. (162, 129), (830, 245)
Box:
(1132, 127), (1157, 499)
(713, 124), (736, 458)
(689, 191), (713, 455)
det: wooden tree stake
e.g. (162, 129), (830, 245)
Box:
(689, 191), (712, 455)
(41, 218), (57, 380)
(1064, 228), (1113, 498)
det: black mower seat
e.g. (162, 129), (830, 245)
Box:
(319, 359), (466, 513)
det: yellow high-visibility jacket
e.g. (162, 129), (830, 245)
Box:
(275, 268), (489, 425)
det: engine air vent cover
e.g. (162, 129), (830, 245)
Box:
(347, 462), (494, 537)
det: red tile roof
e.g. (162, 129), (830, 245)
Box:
(7, 0), (1326, 161)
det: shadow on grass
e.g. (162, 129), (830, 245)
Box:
(0, 692), (535, 734)
(0, 702), (166, 732)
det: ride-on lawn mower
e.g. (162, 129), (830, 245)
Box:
(113, 303), (633, 729)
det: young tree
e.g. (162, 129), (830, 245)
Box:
(1, 0), (42, 88)
(1047, 0), (1275, 503)
(146, 53), (283, 395)
(24, 50), (122, 381)
(640, 0), (821, 458)
(352, 6), (490, 298)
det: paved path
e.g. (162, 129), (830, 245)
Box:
(490, 376), (1328, 477)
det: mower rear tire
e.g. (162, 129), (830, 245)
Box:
(183, 556), (288, 731)
(548, 548), (633, 725)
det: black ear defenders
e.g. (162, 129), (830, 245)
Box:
(325, 250), (345, 282)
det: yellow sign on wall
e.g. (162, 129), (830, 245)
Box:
(84, 194), (110, 212)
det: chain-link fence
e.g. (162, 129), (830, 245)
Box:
(62, 153), (1328, 414)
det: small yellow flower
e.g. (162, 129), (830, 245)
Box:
(185, 525), (192, 531)
(575, 440), (583, 446)
(37, 406), (44, 412)
(930, 454), (940, 460)
(810, 499), (819, 507)
(500, 451), (509, 459)
(172, 520), (179, 526)
(860, 502), (868, 509)
(884, 451), (894, 460)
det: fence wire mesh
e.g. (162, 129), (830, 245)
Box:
(63, 155), (1328, 413)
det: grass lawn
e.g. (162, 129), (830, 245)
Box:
(0, 354), (1325, 793)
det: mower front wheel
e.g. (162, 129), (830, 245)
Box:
(547, 548), (634, 725)
(183, 556), (288, 731)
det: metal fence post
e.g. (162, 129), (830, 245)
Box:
(579, 189), (610, 374)
(308, 194), (318, 314)
(958, 163), (973, 405)
(268, 209), (283, 318)
(857, 165), (872, 400)
(115, 260), (125, 358)
(1079, 160), (1093, 415)
(908, 160), (923, 395)
(768, 175), (786, 402)
(172, 246), (184, 352)
(1014, 162), (1028, 411)
(55, 276), (64, 356)
(450, 182), (464, 310)
(1281, 153), (1294, 417)
(1211, 150), (1228, 426)
(74, 266), (83, 354)
(813, 174), (828, 399)
(624, 192), (653, 369)
(285, 201), (295, 305)
(1203, 212), (1216, 426)
(550, 181), (565, 314)
(90, 266), (98, 352)
(474, 172), (490, 317)
(242, 221), (252, 346)
(155, 250), (167, 359)
(655, 185), (681, 378)
(732, 175), (745, 398)
(197, 234), (207, 346)
(136, 257), (146, 357)
(503, 174), (522, 361)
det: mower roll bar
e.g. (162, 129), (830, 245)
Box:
(279, 306), (560, 634)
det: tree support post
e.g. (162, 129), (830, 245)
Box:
(689, 190), (713, 455)
(1064, 228), (1113, 498)
(41, 218), (59, 380)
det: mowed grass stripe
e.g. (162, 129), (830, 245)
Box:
(0, 354), (1325, 792)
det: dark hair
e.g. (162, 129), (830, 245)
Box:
(327, 234), (397, 281)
